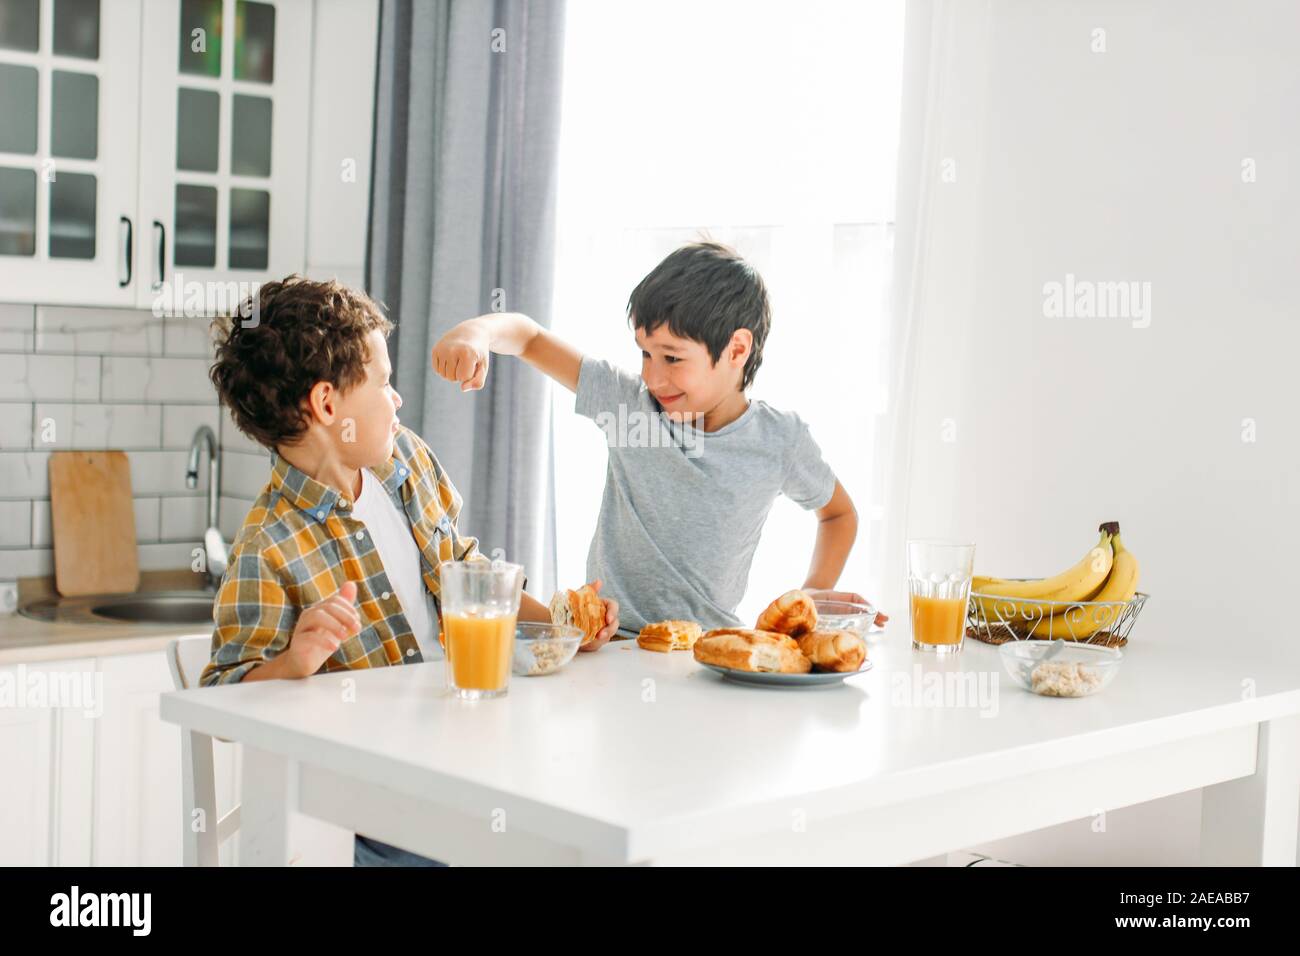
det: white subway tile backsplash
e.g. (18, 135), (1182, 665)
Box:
(0, 304), (35, 351)
(0, 451), (52, 497)
(0, 354), (100, 401)
(222, 449), (275, 499)
(0, 403), (34, 449)
(35, 306), (165, 354)
(163, 315), (218, 357)
(33, 403), (163, 449)
(102, 356), (219, 403)
(163, 405), (221, 449)
(161, 495), (209, 541)
(218, 408), (267, 456)
(138, 542), (205, 573)
(126, 450), (213, 496)
(30, 500), (48, 548)
(134, 497), (161, 543)
(0, 547), (52, 580)
(1, 302), (243, 582)
(0, 500), (32, 546)
(219, 495), (257, 543)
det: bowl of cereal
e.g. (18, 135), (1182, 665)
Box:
(512, 622), (584, 677)
(998, 640), (1122, 697)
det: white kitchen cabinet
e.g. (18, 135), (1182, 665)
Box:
(136, 0), (312, 309)
(0, 0), (321, 309)
(0, 0), (143, 306)
(1, 646), (244, 867)
(0, 657), (95, 866)
(302, 0), (377, 289)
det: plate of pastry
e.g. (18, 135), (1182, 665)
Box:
(690, 590), (874, 688)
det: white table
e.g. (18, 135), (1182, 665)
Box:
(159, 633), (1300, 866)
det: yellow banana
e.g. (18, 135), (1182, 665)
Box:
(973, 525), (1116, 621)
(1028, 532), (1140, 639)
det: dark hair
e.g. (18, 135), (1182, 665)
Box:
(208, 275), (393, 451)
(627, 241), (771, 390)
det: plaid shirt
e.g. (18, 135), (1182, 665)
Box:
(200, 425), (479, 686)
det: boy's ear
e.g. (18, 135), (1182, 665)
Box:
(728, 328), (753, 366)
(306, 381), (338, 424)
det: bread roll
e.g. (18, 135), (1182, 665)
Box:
(755, 590), (818, 637)
(796, 629), (866, 673)
(637, 620), (702, 652)
(549, 585), (605, 647)
(694, 628), (811, 674)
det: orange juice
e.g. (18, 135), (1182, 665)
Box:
(444, 611), (516, 691)
(910, 594), (967, 646)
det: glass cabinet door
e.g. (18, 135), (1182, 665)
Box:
(0, 0), (142, 305)
(137, 0), (310, 309)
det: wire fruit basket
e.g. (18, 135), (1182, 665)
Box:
(965, 591), (1149, 648)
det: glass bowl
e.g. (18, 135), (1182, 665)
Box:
(813, 600), (880, 643)
(998, 640), (1123, 697)
(512, 622), (583, 677)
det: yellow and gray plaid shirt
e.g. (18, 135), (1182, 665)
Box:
(200, 425), (479, 686)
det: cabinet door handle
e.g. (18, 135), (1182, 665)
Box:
(152, 220), (166, 292)
(118, 216), (133, 287)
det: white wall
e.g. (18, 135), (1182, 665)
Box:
(890, 0), (1300, 864)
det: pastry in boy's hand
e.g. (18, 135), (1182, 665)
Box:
(549, 585), (605, 648)
(694, 627), (812, 674)
(755, 590), (818, 638)
(796, 629), (866, 673)
(637, 620), (702, 652)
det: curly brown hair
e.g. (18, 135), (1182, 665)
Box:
(208, 275), (394, 451)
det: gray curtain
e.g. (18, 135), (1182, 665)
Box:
(367, 0), (565, 597)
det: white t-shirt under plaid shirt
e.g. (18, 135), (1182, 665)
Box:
(351, 466), (441, 662)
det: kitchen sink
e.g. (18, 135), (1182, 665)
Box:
(20, 590), (217, 627)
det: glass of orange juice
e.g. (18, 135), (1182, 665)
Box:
(907, 540), (975, 654)
(438, 560), (523, 700)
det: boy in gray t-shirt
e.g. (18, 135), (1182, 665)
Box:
(432, 241), (888, 644)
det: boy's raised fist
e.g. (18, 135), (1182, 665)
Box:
(432, 322), (492, 391)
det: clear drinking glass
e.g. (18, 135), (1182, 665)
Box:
(907, 540), (976, 654)
(438, 560), (523, 700)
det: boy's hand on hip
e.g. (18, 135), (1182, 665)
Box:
(578, 578), (619, 652)
(432, 321), (491, 391)
(282, 580), (360, 678)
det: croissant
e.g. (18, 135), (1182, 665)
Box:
(796, 629), (866, 672)
(549, 585), (605, 647)
(755, 590), (818, 638)
(637, 620), (702, 652)
(694, 628), (811, 674)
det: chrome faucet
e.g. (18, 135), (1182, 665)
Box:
(186, 425), (228, 588)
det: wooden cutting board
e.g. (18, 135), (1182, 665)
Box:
(49, 450), (140, 596)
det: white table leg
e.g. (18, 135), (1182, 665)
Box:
(1200, 714), (1300, 866)
(239, 745), (294, 866)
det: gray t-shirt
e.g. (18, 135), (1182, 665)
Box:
(575, 356), (837, 634)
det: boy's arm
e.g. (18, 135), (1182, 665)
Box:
(799, 483), (890, 625)
(433, 312), (585, 394)
(202, 542), (359, 685)
(801, 480), (858, 591)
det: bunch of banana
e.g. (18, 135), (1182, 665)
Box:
(972, 522), (1141, 639)
(1026, 530), (1140, 639)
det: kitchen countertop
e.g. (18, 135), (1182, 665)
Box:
(0, 612), (210, 665)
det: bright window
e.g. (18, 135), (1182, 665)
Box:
(551, 0), (906, 623)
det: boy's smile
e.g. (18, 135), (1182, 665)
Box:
(635, 324), (751, 432)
